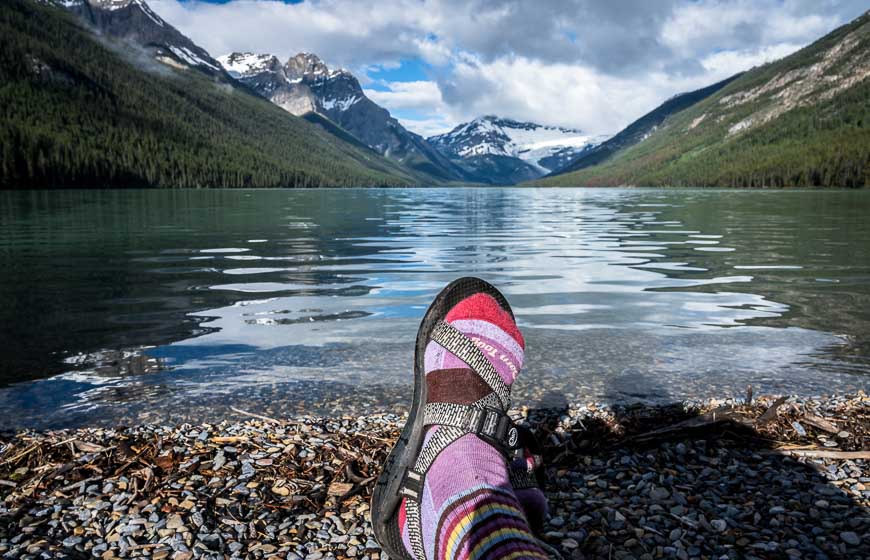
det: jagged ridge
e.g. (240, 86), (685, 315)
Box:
(1, 0), (417, 188)
(219, 51), (470, 183)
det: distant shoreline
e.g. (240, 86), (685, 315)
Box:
(1, 184), (868, 190)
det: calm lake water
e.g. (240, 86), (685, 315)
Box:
(1, 188), (868, 429)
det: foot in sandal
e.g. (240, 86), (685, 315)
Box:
(371, 277), (552, 559)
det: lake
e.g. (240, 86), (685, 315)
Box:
(0, 188), (868, 429)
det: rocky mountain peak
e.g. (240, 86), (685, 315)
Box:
(218, 52), (281, 78)
(217, 50), (467, 182)
(285, 52), (331, 81)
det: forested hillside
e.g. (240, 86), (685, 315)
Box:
(0, 0), (416, 188)
(536, 12), (870, 188)
(548, 75), (741, 177)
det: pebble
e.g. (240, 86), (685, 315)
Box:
(0, 394), (867, 559)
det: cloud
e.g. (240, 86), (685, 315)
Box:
(150, 0), (868, 135)
(364, 81), (445, 111)
(393, 114), (458, 138)
(364, 81), (459, 136)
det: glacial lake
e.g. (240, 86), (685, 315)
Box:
(0, 188), (868, 429)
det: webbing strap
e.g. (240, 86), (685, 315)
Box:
(402, 426), (463, 560)
(430, 321), (511, 410)
(508, 465), (538, 491)
(401, 320), (516, 559)
(423, 402), (518, 452)
(404, 497), (425, 559)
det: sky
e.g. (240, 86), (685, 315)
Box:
(151, 0), (868, 137)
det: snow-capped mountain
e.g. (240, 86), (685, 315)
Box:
(56, 0), (229, 79)
(218, 52), (468, 182)
(429, 116), (609, 184)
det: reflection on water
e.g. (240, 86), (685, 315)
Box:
(0, 188), (868, 428)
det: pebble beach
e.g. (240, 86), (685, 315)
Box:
(1, 393), (868, 559)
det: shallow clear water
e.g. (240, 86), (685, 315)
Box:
(0, 188), (868, 428)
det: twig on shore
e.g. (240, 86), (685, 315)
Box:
(230, 407), (283, 425)
(756, 396), (788, 425)
(802, 414), (839, 433)
(770, 449), (870, 459)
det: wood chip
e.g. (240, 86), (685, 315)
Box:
(756, 396), (788, 426)
(327, 481), (354, 497)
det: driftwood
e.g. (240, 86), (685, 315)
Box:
(756, 396), (788, 426)
(230, 407), (283, 425)
(769, 449), (870, 459)
(543, 393), (868, 464)
(801, 414), (838, 433)
(625, 408), (753, 444)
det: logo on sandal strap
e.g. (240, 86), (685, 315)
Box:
(507, 426), (519, 448)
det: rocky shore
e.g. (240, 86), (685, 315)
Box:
(1, 393), (868, 559)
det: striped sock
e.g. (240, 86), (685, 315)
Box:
(399, 293), (547, 559)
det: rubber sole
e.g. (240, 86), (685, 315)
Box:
(370, 277), (515, 559)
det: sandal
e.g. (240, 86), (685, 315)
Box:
(370, 277), (527, 559)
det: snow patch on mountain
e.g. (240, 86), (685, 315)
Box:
(217, 52), (277, 78)
(169, 46), (218, 71)
(135, 0), (164, 25)
(321, 95), (360, 111)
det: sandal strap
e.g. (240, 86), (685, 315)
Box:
(508, 425), (545, 491)
(404, 497), (426, 559)
(401, 426), (463, 560)
(508, 464), (539, 491)
(423, 402), (520, 454)
(402, 405), (523, 559)
(430, 321), (511, 410)
(401, 321), (516, 559)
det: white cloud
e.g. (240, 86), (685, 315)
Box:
(149, 0), (868, 135)
(437, 55), (735, 136)
(699, 43), (806, 77)
(364, 81), (445, 111)
(396, 115), (458, 137)
(364, 81), (459, 136)
(661, 1), (840, 56)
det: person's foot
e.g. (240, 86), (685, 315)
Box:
(371, 278), (552, 559)
(404, 291), (547, 558)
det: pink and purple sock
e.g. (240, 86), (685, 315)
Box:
(398, 294), (548, 559)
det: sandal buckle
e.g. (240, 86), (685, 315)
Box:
(472, 407), (515, 455)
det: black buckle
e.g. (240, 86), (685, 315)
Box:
(467, 407), (519, 456)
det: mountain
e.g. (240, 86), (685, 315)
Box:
(547, 75), (741, 177)
(428, 115), (608, 184)
(54, 0), (232, 81)
(536, 11), (870, 188)
(1, 0), (417, 187)
(219, 52), (469, 182)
